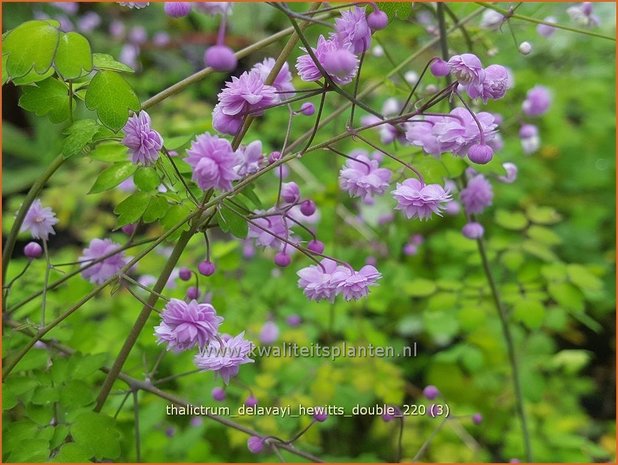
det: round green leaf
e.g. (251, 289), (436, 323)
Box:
(85, 70), (140, 131)
(92, 53), (135, 73)
(89, 162), (137, 194)
(18, 77), (71, 123)
(134, 166), (161, 191)
(512, 299), (545, 329)
(70, 412), (121, 459)
(54, 32), (93, 80)
(4, 20), (60, 79)
(404, 278), (437, 297)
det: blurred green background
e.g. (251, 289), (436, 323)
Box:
(2, 2), (616, 462)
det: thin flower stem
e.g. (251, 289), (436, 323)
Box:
(349, 50), (366, 128)
(132, 390), (142, 462)
(122, 274), (170, 303)
(374, 36), (413, 91)
(2, 154), (64, 282)
(411, 416), (449, 461)
(162, 147), (199, 206)
(477, 2), (616, 41)
(276, 105), (295, 207)
(300, 81), (328, 155)
(442, 4), (475, 53)
(476, 237), (532, 461)
(114, 391), (132, 419)
(152, 368), (202, 386)
(41, 240), (51, 327)
(7, 237), (156, 314)
(395, 415), (405, 462)
(3, 261), (31, 308)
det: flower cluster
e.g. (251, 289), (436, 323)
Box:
(79, 238), (128, 284)
(154, 299), (254, 384)
(297, 258), (381, 302)
(339, 150), (392, 203)
(185, 132), (239, 191)
(391, 179), (452, 221)
(446, 54), (512, 103)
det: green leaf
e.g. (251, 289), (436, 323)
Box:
(548, 282), (584, 312)
(88, 141), (130, 163)
(376, 2), (413, 20)
(567, 264), (604, 293)
(512, 299), (545, 329)
(85, 70), (140, 131)
(527, 225), (562, 245)
(4, 20), (60, 79)
(218, 204), (248, 239)
(165, 134), (193, 150)
(59, 380), (96, 407)
(239, 185), (263, 209)
(525, 205), (562, 225)
(161, 202), (192, 240)
(62, 120), (100, 159)
(92, 53), (134, 73)
(18, 78), (70, 123)
(71, 353), (108, 378)
(70, 412), (121, 459)
(114, 192), (151, 226)
(89, 161), (136, 194)
(134, 166), (160, 191)
(53, 443), (92, 463)
(404, 278), (437, 297)
(11, 66), (55, 86)
(54, 32), (93, 80)
(143, 195), (170, 223)
(495, 209), (528, 231)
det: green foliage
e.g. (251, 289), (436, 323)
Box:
(18, 78), (71, 123)
(3, 20), (60, 79)
(70, 412), (122, 459)
(62, 120), (101, 159)
(85, 71), (140, 131)
(89, 161), (137, 193)
(92, 53), (135, 73)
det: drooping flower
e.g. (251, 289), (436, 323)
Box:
(247, 210), (293, 250)
(154, 299), (223, 352)
(522, 85), (551, 116)
(164, 2), (192, 17)
(339, 151), (392, 202)
(466, 64), (511, 103)
(567, 2), (599, 27)
(460, 174), (493, 214)
(332, 6), (372, 53)
(194, 332), (254, 384)
(405, 107), (499, 157)
(234, 140), (263, 177)
(296, 35), (359, 85)
(213, 70), (278, 135)
(122, 111), (163, 166)
(480, 9), (504, 29)
(519, 124), (540, 154)
(448, 53), (485, 86)
(21, 199), (58, 241)
(462, 222), (485, 239)
(24, 242), (43, 259)
(79, 238), (128, 284)
(498, 162), (518, 184)
(392, 178), (452, 220)
(247, 436), (265, 454)
(297, 258), (350, 302)
(185, 132), (239, 191)
(337, 265), (382, 301)
(212, 105), (244, 135)
(537, 16), (557, 37)
(204, 45), (237, 72)
(281, 182), (301, 205)
(252, 58), (295, 99)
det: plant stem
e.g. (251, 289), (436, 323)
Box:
(2, 154), (65, 282)
(476, 238), (532, 461)
(477, 2), (615, 41)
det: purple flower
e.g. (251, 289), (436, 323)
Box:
(247, 210), (293, 251)
(247, 436), (264, 454)
(332, 6), (371, 53)
(122, 111), (163, 166)
(281, 182), (301, 205)
(567, 2), (599, 27)
(77, 12), (101, 33)
(466, 64), (510, 103)
(297, 258), (350, 302)
(52, 2), (78, 14)
(164, 2), (192, 17)
(118, 2), (150, 9)
(24, 242), (43, 259)
(448, 54), (485, 86)
(196, 2), (230, 15)
(21, 199), (58, 241)
(194, 332), (254, 384)
(213, 70), (278, 135)
(522, 85), (551, 116)
(337, 265), (382, 301)
(405, 108), (498, 157)
(391, 178), (452, 220)
(154, 299), (223, 352)
(519, 124), (540, 154)
(259, 321), (279, 344)
(296, 35), (359, 85)
(120, 44), (139, 69)
(461, 174), (493, 214)
(339, 151), (392, 202)
(462, 222), (485, 239)
(185, 133), (239, 191)
(204, 45), (237, 72)
(79, 238), (128, 284)
(480, 9), (504, 29)
(252, 58), (295, 99)
(423, 385), (439, 400)
(498, 162), (518, 183)
(153, 32), (170, 46)
(537, 16), (557, 37)
(234, 140), (263, 177)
